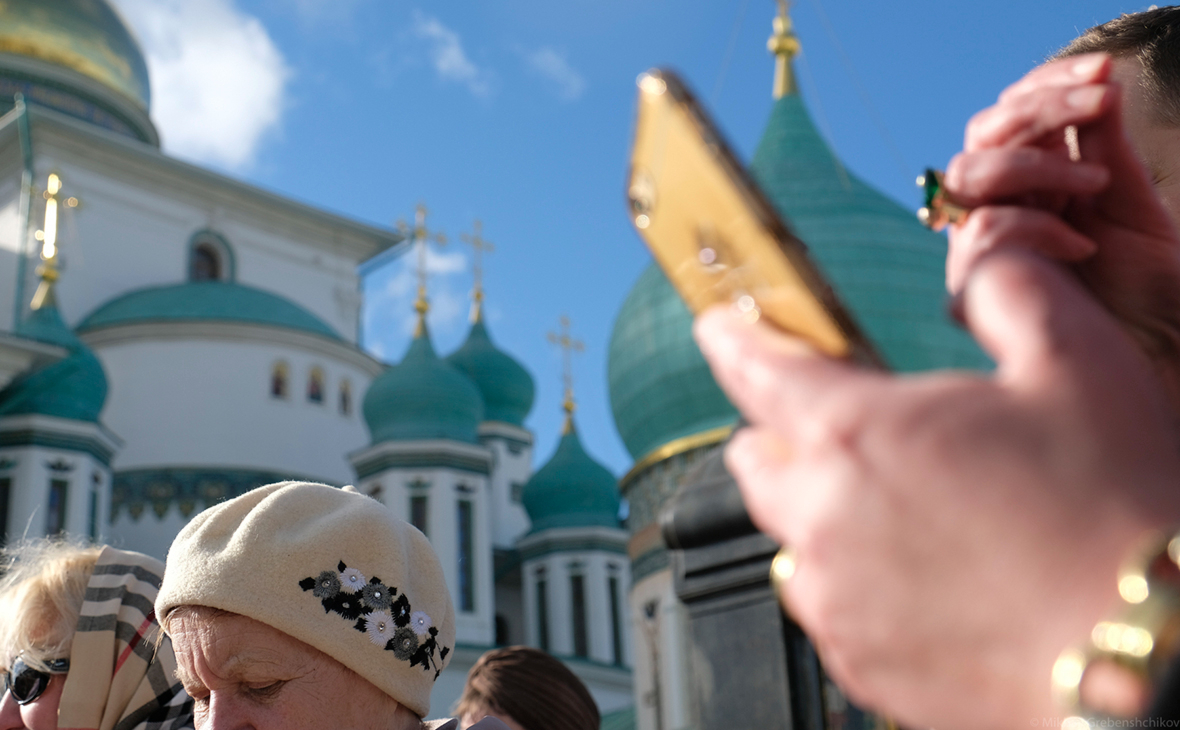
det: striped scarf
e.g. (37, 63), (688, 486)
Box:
(57, 546), (194, 730)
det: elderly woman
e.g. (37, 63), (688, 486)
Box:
(0, 540), (193, 730)
(155, 481), (505, 730)
(455, 646), (599, 730)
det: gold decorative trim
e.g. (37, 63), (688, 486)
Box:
(620, 424), (735, 489)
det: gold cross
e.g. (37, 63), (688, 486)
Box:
(30, 172), (79, 310)
(768, 0), (800, 99)
(546, 315), (584, 432)
(396, 203), (447, 331)
(460, 219), (495, 322)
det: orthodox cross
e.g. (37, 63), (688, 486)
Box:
(768, 0), (800, 99)
(396, 204), (447, 332)
(460, 219), (495, 322)
(546, 315), (584, 432)
(30, 172), (79, 310)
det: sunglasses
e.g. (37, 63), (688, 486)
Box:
(2, 657), (69, 705)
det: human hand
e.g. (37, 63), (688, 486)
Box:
(945, 53), (1180, 407)
(694, 252), (1180, 730)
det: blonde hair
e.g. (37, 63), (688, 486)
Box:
(0, 539), (102, 671)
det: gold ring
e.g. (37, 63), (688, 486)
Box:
(917, 168), (972, 231)
(769, 545), (797, 612)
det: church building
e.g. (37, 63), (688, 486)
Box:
(0, 0), (632, 720)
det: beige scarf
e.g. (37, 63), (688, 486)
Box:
(56, 546), (193, 730)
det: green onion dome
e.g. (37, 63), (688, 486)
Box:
(607, 264), (738, 461)
(0, 0), (156, 143)
(0, 301), (107, 422)
(77, 281), (343, 341)
(748, 91), (989, 372)
(444, 317), (535, 427)
(363, 323), (484, 445)
(521, 420), (620, 533)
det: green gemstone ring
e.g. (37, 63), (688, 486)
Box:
(917, 168), (971, 231)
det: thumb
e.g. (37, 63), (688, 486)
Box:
(962, 251), (1149, 392)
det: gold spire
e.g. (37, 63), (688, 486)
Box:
(30, 173), (78, 310)
(546, 315), (584, 434)
(396, 203), (447, 336)
(460, 219), (495, 323)
(768, 0), (801, 99)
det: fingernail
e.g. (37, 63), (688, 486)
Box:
(1072, 55), (1106, 78)
(1066, 86), (1106, 112)
(693, 309), (740, 363)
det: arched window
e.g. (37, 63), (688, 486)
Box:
(307, 367), (325, 404)
(271, 362), (289, 399)
(339, 379), (352, 416)
(187, 230), (235, 282)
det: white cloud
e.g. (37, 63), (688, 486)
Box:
(411, 11), (492, 97)
(523, 47), (585, 101)
(112, 0), (290, 170)
(366, 242), (470, 350)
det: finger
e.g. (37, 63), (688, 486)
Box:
(961, 251), (1146, 390)
(694, 307), (885, 444)
(965, 83), (1113, 152)
(997, 53), (1111, 103)
(945, 148), (1109, 204)
(724, 427), (798, 543)
(946, 206), (1097, 293)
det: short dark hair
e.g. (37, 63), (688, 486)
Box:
(454, 646), (599, 730)
(1054, 6), (1180, 125)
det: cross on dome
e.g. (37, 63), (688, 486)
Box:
(460, 219), (495, 322)
(547, 315), (584, 434)
(768, 0), (801, 99)
(30, 172), (79, 311)
(396, 204), (448, 335)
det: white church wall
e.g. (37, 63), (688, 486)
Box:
(91, 332), (373, 483)
(479, 422), (532, 548)
(0, 439), (110, 545)
(107, 498), (193, 560)
(629, 569), (693, 730)
(23, 121), (391, 345)
(0, 168), (24, 332)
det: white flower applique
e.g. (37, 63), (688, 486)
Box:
(365, 610), (395, 646)
(410, 610), (432, 637)
(340, 567), (367, 592)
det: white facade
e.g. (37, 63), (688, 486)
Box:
(479, 420), (533, 547)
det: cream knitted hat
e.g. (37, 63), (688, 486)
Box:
(155, 481), (454, 718)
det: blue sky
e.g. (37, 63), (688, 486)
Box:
(110, 0), (1153, 476)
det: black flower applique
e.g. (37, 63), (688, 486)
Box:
(299, 559), (449, 678)
(389, 626), (419, 660)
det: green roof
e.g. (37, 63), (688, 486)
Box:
(445, 317), (535, 426)
(748, 93), (990, 372)
(363, 323), (484, 445)
(77, 281), (342, 340)
(608, 263), (738, 461)
(600, 707), (636, 730)
(522, 421), (620, 533)
(0, 301), (107, 422)
(0, 0), (151, 109)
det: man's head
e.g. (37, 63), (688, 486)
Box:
(156, 482), (455, 729)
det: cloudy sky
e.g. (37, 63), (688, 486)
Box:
(108, 0), (1150, 475)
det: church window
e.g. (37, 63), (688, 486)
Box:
(88, 472), (101, 542)
(308, 367), (325, 404)
(609, 576), (624, 665)
(339, 379), (352, 415)
(495, 614), (510, 646)
(571, 573), (588, 658)
(536, 576), (550, 652)
(187, 230), (235, 282)
(367, 483), (383, 501)
(0, 477), (10, 546)
(409, 494), (428, 536)
(46, 479), (68, 536)
(457, 500), (475, 612)
(271, 362), (289, 399)
(510, 481), (525, 503)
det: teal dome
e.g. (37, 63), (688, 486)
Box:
(749, 93), (989, 372)
(522, 421), (620, 533)
(363, 324), (484, 444)
(445, 317), (535, 426)
(0, 302), (107, 422)
(77, 281), (342, 340)
(608, 264), (738, 461)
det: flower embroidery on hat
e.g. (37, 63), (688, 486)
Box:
(299, 560), (450, 678)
